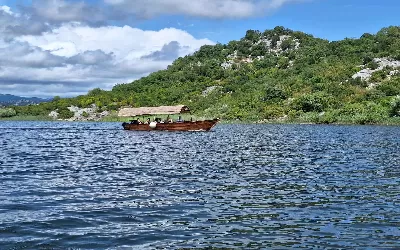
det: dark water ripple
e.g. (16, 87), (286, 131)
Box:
(0, 121), (399, 249)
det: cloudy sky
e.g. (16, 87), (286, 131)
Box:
(0, 0), (398, 98)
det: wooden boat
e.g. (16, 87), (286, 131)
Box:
(119, 105), (219, 131)
(122, 119), (219, 131)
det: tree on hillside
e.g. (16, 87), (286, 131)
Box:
(245, 30), (261, 42)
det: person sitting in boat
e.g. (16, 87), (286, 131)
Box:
(137, 118), (142, 124)
(144, 118), (151, 124)
(156, 117), (164, 123)
(168, 118), (173, 123)
(176, 115), (184, 123)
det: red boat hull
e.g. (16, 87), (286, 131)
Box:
(122, 119), (219, 131)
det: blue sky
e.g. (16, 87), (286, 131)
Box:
(0, 0), (398, 97)
(134, 0), (400, 43)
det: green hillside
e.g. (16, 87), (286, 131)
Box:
(7, 26), (400, 124)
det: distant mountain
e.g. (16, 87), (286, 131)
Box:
(0, 94), (50, 106)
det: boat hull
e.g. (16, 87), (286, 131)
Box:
(122, 119), (219, 131)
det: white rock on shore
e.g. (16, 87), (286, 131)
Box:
(49, 104), (110, 121)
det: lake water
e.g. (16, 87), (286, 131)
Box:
(0, 121), (399, 249)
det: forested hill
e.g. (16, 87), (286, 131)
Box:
(10, 26), (400, 124)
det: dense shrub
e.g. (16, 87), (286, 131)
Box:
(0, 108), (17, 118)
(376, 80), (400, 96)
(58, 107), (74, 119)
(263, 84), (287, 101)
(370, 70), (387, 82)
(349, 77), (368, 87)
(262, 105), (285, 119)
(389, 97), (400, 117)
(291, 92), (333, 112)
(280, 39), (293, 51)
(367, 61), (379, 70)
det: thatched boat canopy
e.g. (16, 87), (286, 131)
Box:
(118, 105), (190, 117)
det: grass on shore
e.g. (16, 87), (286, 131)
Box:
(2, 114), (400, 125)
(0, 115), (53, 121)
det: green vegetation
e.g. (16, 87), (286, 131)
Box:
(0, 108), (17, 118)
(0, 114), (53, 121)
(57, 107), (75, 119)
(8, 26), (400, 125)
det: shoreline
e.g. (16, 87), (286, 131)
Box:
(2, 116), (400, 126)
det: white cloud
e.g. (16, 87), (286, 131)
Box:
(0, 5), (13, 15)
(104, 0), (304, 18)
(0, 23), (214, 97)
(0, 4), (49, 38)
(6, 0), (306, 25)
(29, 0), (105, 24)
(19, 24), (212, 58)
(67, 50), (115, 65)
(0, 42), (65, 68)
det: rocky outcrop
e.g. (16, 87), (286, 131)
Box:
(259, 35), (300, 54)
(202, 86), (221, 97)
(352, 58), (400, 81)
(221, 35), (300, 69)
(48, 111), (58, 119)
(49, 104), (110, 121)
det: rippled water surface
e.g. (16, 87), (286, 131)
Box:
(0, 121), (399, 249)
